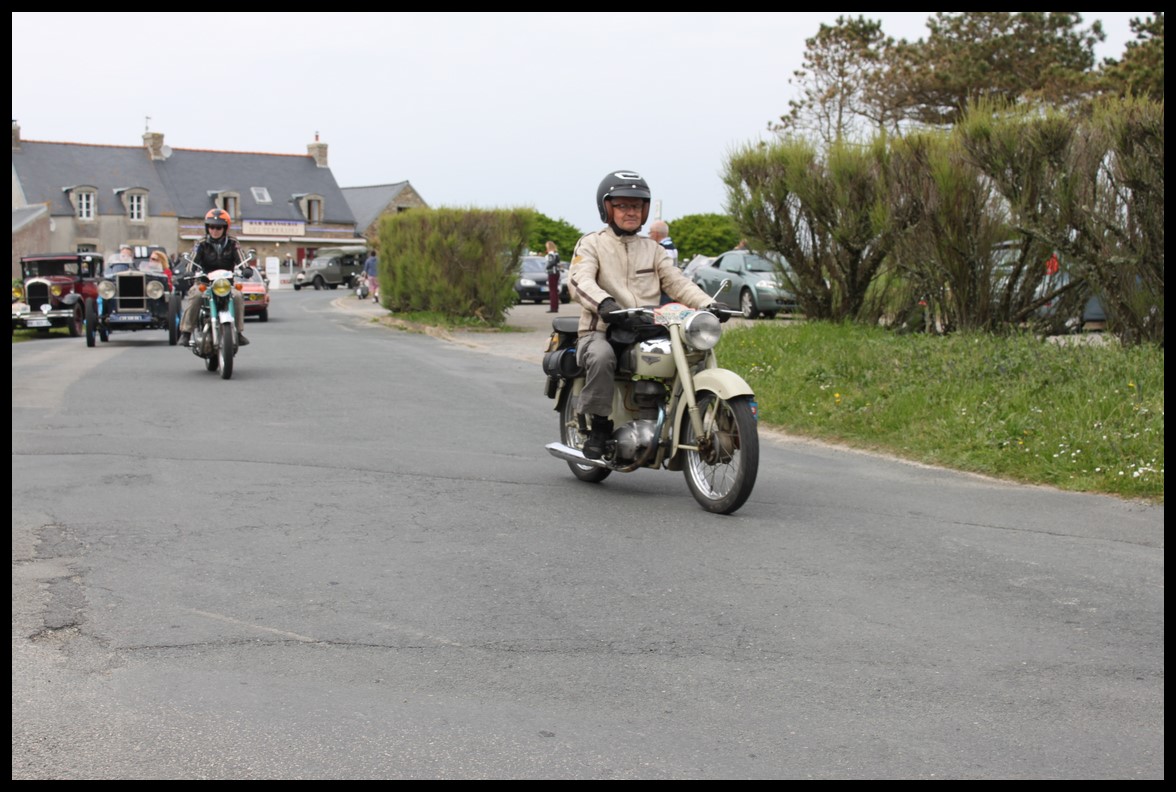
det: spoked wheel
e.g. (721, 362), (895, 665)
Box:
(85, 298), (98, 347)
(559, 391), (611, 483)
(69, 304), (84, 337)
(218, 324), (234, 380)
(680, 393), (759, 514)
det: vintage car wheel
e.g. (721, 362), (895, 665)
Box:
(293, 283), (302, 291)
(167, 294), (181, 346)
(84, 298), (98, 348)
(313, 276), (326, 291)
(258, 308), (269, 322)
(68, 304), (84, 337)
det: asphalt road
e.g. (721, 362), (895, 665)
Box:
(11, 289), (1164, 779)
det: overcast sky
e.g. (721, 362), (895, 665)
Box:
(12, 12), (1146, 236)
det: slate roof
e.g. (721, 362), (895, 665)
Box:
(12, 139), (358, 225)
(340, 182), (412, 232)
(11, 203), (47, 232)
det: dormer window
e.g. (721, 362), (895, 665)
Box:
(293, 193), (324, 223)
(209, 189), (240, 221)
(251, 187), (272, 204)
(64, 185), (98, 221)
(128, 194), (146, 221)
(115, 187), (149, 222)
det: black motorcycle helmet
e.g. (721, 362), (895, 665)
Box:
(596, 170), (651, 225)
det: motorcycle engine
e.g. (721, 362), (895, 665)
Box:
(613, 419), (657, 464)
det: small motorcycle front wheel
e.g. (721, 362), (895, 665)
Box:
(680, 393), (759, 514)
(218, 325), (234, 380)
(559, 389), (611, 483)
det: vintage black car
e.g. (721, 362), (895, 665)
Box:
(85, 257), (180, 347)
(12, 252), (103, 337)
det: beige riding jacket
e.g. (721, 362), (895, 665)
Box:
(567, 226), (713, 336)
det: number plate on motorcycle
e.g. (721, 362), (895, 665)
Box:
(110, 313), (150, 322)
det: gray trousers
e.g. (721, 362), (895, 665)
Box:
(575, 331), (616, 418)
(180, 290), (245, 334)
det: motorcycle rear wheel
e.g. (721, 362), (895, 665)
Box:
(680, 393), (759, 514)
(559, 390), (611, 483)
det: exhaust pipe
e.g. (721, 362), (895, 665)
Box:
(545, 442), (610, 469)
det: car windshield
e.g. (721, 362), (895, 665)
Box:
(23, 261), (78, 278)
(520, 258), (547, 274)
(745, 255), (778, 273)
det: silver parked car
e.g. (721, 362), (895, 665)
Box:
(691, 250), (796, 319)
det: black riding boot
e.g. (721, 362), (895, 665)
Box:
(583, 415), (613, 460)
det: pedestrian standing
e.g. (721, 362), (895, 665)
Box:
(544, 241), (561, 313)
(363, 250), (380, 303)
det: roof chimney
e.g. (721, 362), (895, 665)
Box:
(144, 131), (166, 160)
(12, 119), (21, 150)
(308, 132), (328, 168)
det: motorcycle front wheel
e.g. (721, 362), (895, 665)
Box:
(218, 324), (234, 380)
(559, 390), (611, 483)
(680, 393), (759, 514)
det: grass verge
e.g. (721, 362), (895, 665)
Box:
(719, 322), (1163, 502)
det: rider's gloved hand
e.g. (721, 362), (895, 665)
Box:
(598, 297), (623, 324)
(706, 302), (733, 323)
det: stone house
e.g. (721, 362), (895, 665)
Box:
(11, 121), (427, 276)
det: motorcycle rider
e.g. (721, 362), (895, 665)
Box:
(568, 170), (730, 459)
(177, 208), (249, 347)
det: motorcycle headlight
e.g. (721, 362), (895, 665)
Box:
(212, 277), (233, 297)
(98, 280), (116, 300)
(146, 280), (165, 300)
(683, 310), (721, 351)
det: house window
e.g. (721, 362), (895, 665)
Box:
(128, 193), (146, 222)
(308, 198), (323, 223)
(76, 191), (95, 221)
(251, 187), (272, 204)
(223, 195), (239, 219)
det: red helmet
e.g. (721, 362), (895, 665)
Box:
(204, 208), (231, 233)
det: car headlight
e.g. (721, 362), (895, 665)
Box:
(98, 280), (116, 300)
(755, 279), (778, 290)
(50, 284), (63, 297)
(519, 278), (538, 287)
(12, 285), (23, 300)
(212, 278), (233, 297)
(683, 309), (721, 351)
(146, 281), (165, 299)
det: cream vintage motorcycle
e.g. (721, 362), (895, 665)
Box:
(543, 287), (759, 515)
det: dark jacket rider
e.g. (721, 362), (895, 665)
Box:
(178, 208), (249, 347)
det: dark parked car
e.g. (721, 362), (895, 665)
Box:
(691, 250), (796, 319)
(515, 256), (569, 304)
(12, 252), (102, 337)
(84, 258), (179, 347)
